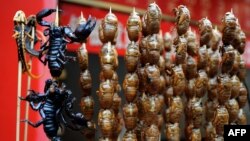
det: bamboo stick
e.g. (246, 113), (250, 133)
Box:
(16, 61), (22, 141)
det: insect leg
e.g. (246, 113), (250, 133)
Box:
(21, 119), (45, 128)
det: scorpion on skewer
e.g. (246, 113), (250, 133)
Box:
(35, 8), (96, 78)
(20, 79), (90, 141)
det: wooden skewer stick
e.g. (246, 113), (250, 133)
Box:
(16, 61), (22, 141)
(23, 74), (31, 141)
(16, 22), (26, 141)
(23, 26), (35, 141)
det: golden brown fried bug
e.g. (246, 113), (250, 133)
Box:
(173, 5), (191, 35)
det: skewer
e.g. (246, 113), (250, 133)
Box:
(16, 61), (22, 141)
(15, 21), (26, 141)
(23, 26), (35, 141)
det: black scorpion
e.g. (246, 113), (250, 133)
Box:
(20, 79), (89, 141)
(36, 8), (96, 78)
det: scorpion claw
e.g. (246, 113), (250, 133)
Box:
(74, 16), (96, 42)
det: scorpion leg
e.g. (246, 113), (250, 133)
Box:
(38, 50), (48, 65)
(64, 100), (88, 130)
(60, 113), (68, 126)
(19, 96), (26, 101)
(39, 108), (46, 119)
(12, 31), (19, 39)
(58, 49), (76, 62)
(40, 39), (49, 51)
(21, 119), (45, 128)
(61, 112), (85, 131)
(65, 56), (76, 62)
(51, 137), (61, 141)
(58, 49), (66, 61)
(57, 57), (66, 65)
(59, 113), (80, 131)
(38, 40), (49, 65)
(30, 102), (42, 111)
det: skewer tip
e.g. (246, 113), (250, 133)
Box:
(79, 11), (86, 24)
(54, 6), (59, 27)
(109, 7), (112, 14)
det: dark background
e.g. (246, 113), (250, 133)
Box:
(62, 52), (127, 140)
(62, 51), (250, 140)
